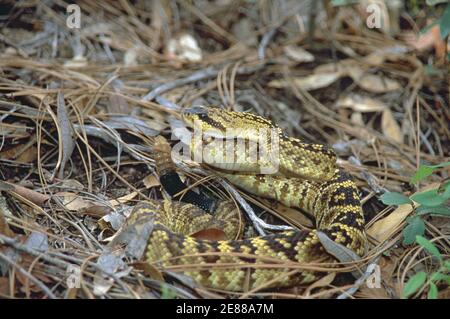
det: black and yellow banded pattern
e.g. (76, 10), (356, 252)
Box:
(130, 108), (367, 291)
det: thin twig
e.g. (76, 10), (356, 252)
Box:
(337, 256), (381, 299)
(141, 64), (264, 102)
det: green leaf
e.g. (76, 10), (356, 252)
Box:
(411, 161), (450, 183)
(411, 166), (435, 183)
(403, 217), (425, 245)
(416, 204), (450, 216)
(420, 21), (440, 35)
(427, 0), (450, 5)
(442, 181), (450, 199)
(331, 0), (358, 6)
(410, 189), (447, 207)
(161, 284), (177, 299)
(445, 260), (450, 270)
(431, 272), (450, 284)
(380, 192), (412, 205)
(416, 235), (442, 262)
(403, 271), (427, 298)
(430, 161), (450, 169)
(424, 64), (442, 75)
(440, 4), (450, 39)
(428, 282), (438, 299)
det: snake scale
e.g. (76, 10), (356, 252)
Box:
(128, 107), (367, 292)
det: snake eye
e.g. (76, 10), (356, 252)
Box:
(183, 106), (207, 116)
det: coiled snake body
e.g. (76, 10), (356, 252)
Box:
(128, 107), (367, 292)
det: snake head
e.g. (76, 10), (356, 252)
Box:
(182, 106), (226, 138)
(181, 106), (210, 127)
(182, 106), (280, 140)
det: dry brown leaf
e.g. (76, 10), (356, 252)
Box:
(54, 192), (110, 215)
(378, 255), (398, 284)
(381, 109), (403, 143)
(336, 94), (387, 112)
(191, 228), (227, 241)
(99, 211), (126, 232)
(143, 174), (160, 189)
(167, 33), (202, 62)
(57, 179), (85, 191)
(1, 182), (49, 206)
(268, 72), (341, 91)
(283, 45), (314, 63)
(314, 61), (348, 74)
(363, 47), (409, 66)
(0, 144), (38, 163)
(347, 66), (401, 93)
(0, 209), (14, 237)
(63, 55), (88, 69)
(260, 199), (314, 229)
(0, 147), (16, 160)
(356, 286), (391, 299)
(132, 261), (165, 282)
(350, 112), (365, 126)
(0, 277), (10, 296)
(98, 34), (134, 52)
(363, 52), (388, 66)
(367, 204), (413, 243)
(79, 205), (111, 218)
(16, 146), (38, 163)
(123, 48), (139, 66)
(108, 191), (138, 206)
(293, 73), (341, 91)
(55, 192), (94, 211)
(66, 287), (79, 299)
(304, 272), (336, 297)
